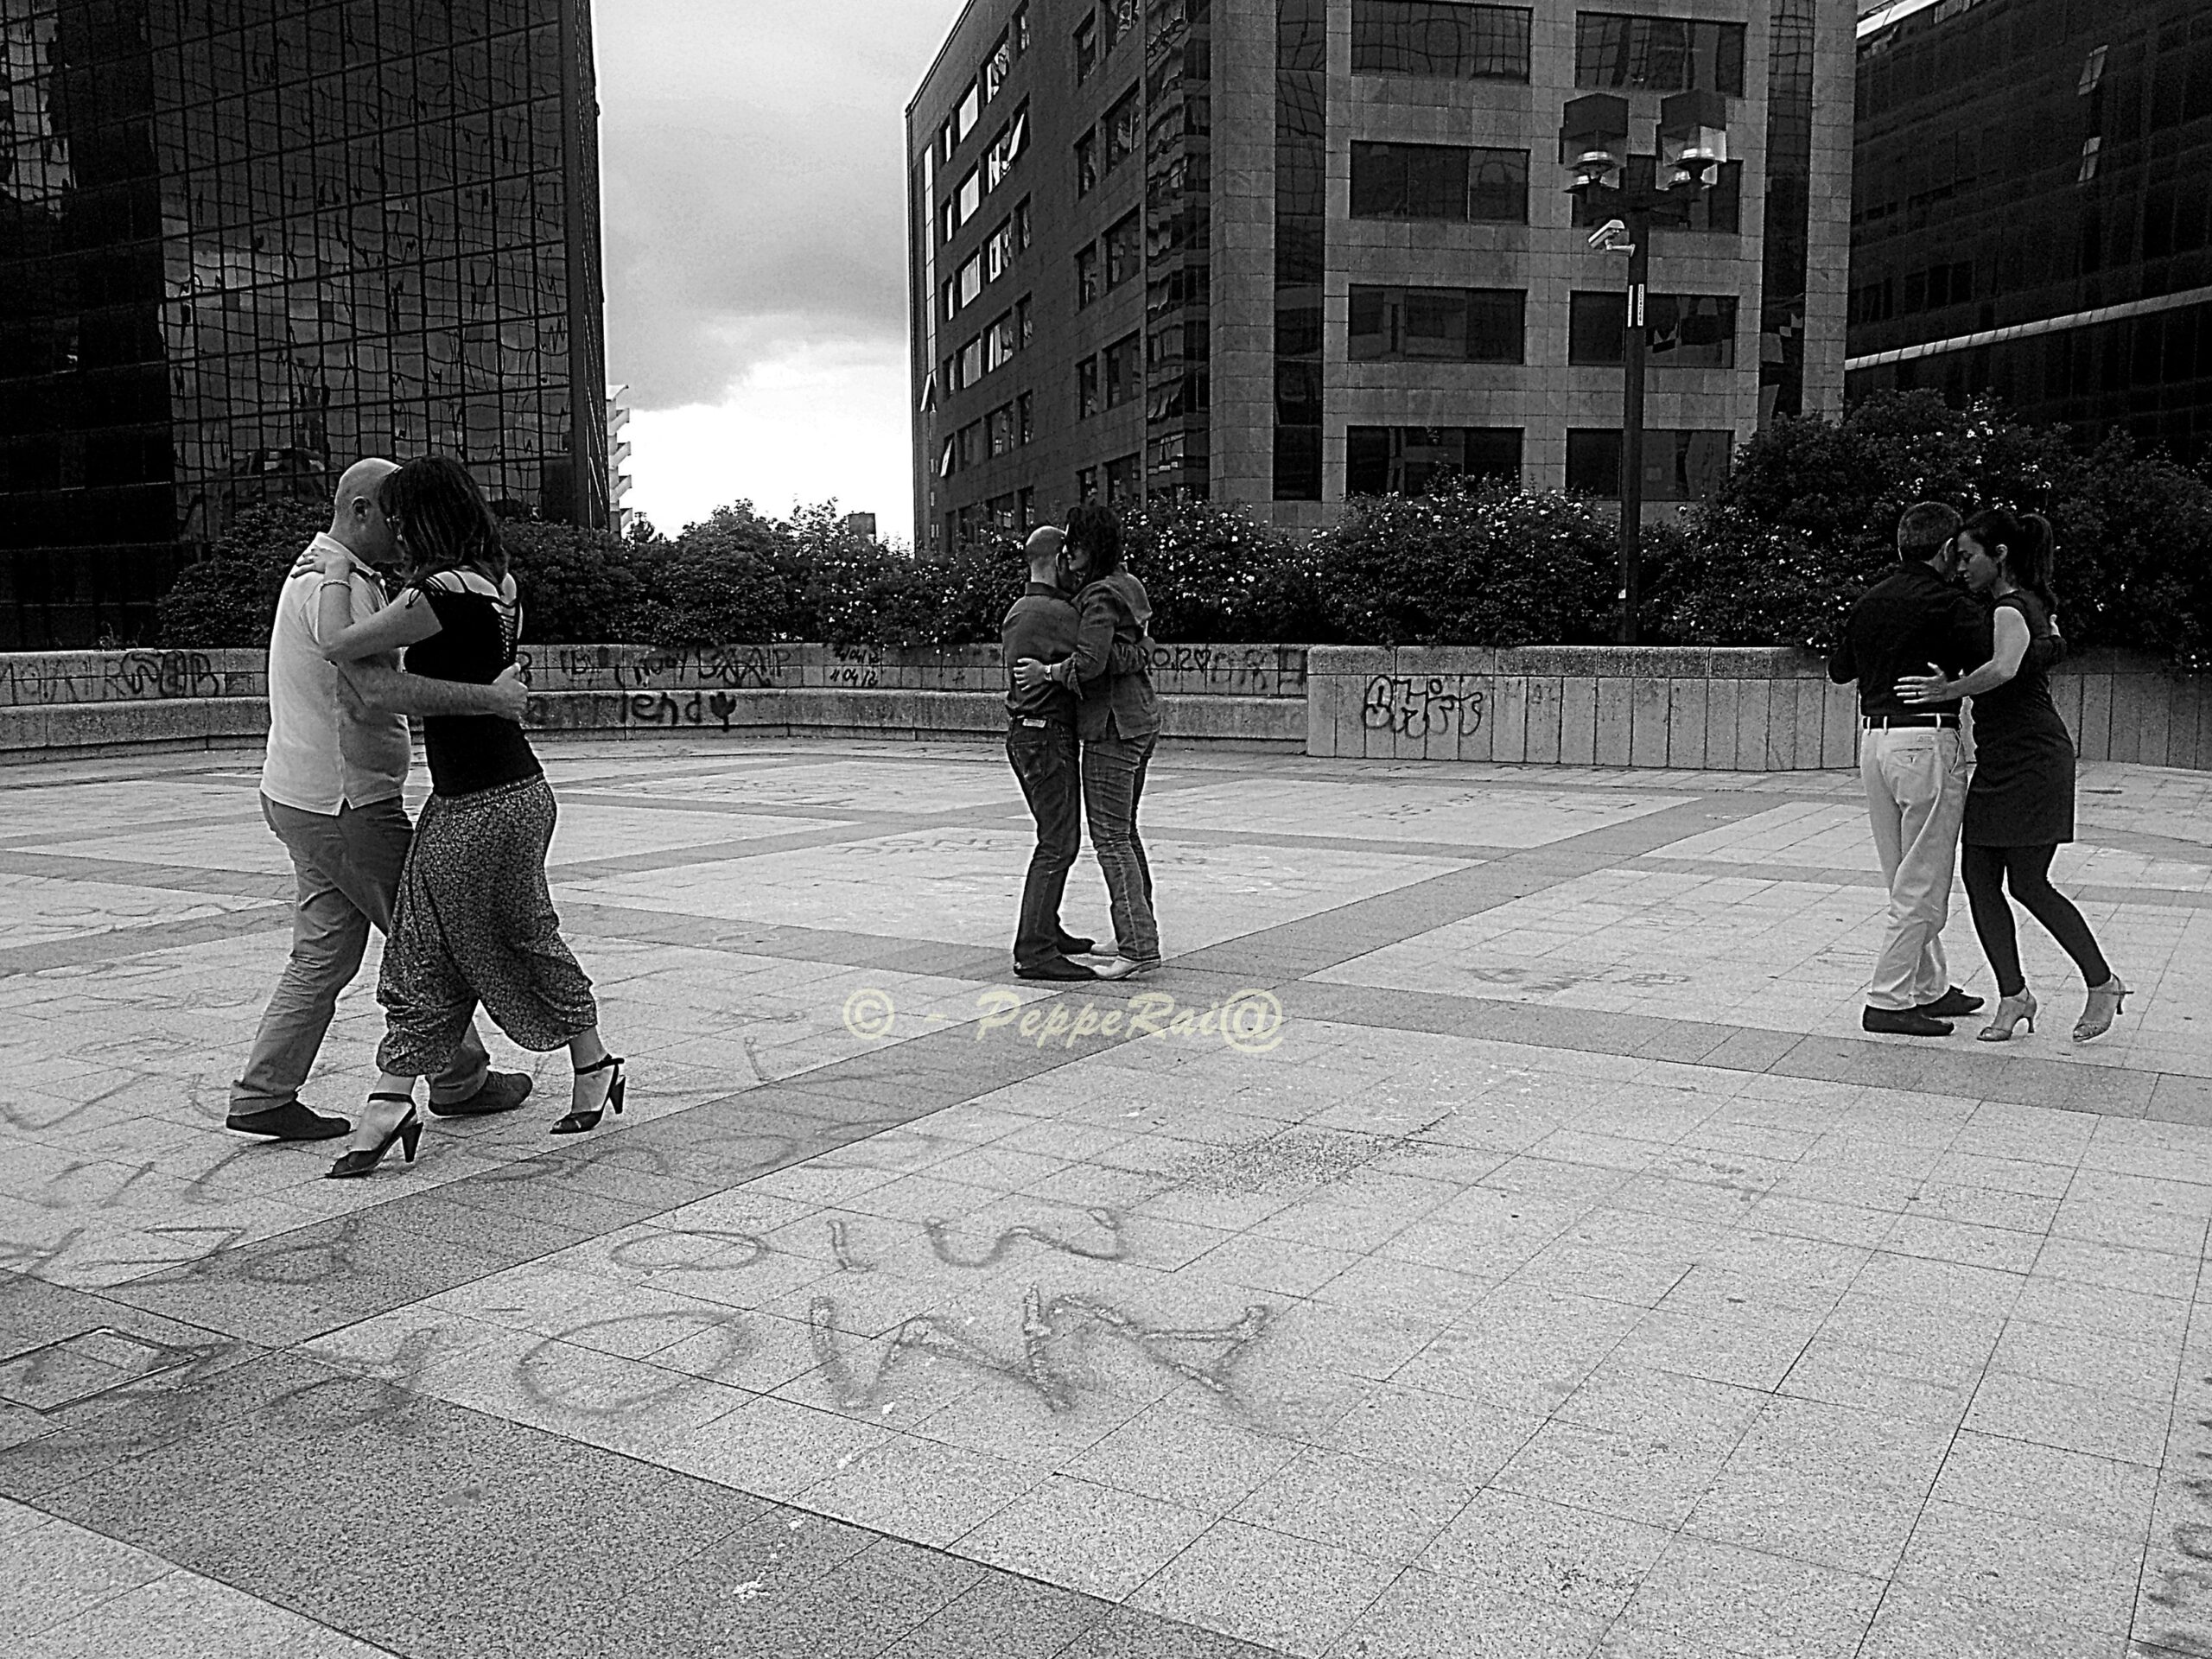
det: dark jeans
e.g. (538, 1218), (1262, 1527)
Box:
(1961, 842), (2112, 998)
(1083, 731), (1160, 962)
(1007, 723), (1083, 967)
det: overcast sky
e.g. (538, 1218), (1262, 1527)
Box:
(598, 1), (965, 547)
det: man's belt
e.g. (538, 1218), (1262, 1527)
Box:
(1010, 715), (1071, 730)
(1862, 713), (1960, 729)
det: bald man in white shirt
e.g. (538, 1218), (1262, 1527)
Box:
(227, 459), (534, 1140)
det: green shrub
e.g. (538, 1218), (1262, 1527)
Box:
(1317, 482), (1620, 646)
(503, 520), (654, 645)
(155, 498), (328, 646)
(633, 503), (810, 647)
(1124, 497), (1339, 643)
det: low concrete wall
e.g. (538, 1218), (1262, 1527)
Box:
(1306, 645), (2212, 772)
(0, 642), (1308, 759)
(7, 640), (2205, 772)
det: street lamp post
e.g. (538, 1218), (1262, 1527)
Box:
(1560, 92), (1729, 645)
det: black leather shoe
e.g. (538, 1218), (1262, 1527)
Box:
(428, 1071), (534, 1118)
(1055, 933), (1096, 957)
(1863, 1006), (1953, 1037)
(226, 1100), (351, 1141)
(1915, 987), (1985, 1018)
(1015, 956), (1100, 982)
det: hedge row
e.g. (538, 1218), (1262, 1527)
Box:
(156, 392), (2212, 667)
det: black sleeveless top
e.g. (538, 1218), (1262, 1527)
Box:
(402, 573), (542, 798)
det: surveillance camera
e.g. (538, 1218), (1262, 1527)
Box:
(1587, 219), (1631, 253)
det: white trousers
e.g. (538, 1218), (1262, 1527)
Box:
(1859, 727), (1969, 1011)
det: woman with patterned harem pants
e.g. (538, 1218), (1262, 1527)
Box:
(313, 455), (627, 1177)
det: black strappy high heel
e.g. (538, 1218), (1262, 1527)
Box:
(325, 1093), (423, 1179)
(552, 1055), (626, 1135)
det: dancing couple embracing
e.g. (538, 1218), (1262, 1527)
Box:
(1831, 501), (2127, 1043)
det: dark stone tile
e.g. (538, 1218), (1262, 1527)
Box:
(433, 1167), (656, 1236)
(881, 1573), (1110, 1659)
(1056, 1604), (1294, 1659)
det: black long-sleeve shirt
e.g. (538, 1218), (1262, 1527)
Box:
(1827, 562), (1991, 719)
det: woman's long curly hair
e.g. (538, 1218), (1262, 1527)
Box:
(380, 454), (507, 585)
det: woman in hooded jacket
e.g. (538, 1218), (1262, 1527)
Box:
(1014, 502), (1163, 973)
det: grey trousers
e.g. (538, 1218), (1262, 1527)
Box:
(231, 795), (490, 1112)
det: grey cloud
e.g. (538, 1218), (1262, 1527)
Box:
(596, 0), (959, 409)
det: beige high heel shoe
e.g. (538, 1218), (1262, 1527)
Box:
(2074, 976), (2127, 1043)
(1979, 990), (2037, 1042)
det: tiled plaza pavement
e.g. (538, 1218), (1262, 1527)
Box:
(3, 736), (2212, 1659)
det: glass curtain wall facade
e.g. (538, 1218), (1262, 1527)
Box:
(0, 0), (607, 648)
(1848, 0), (2212, 461)
(1143, 0), (1209, 498)
(1758, 0), (1815, 421)
(1273, 0), (1325, 500)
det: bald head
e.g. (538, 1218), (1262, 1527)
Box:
(330, 458), (399, 563)
(1024, 524), (1065, 583)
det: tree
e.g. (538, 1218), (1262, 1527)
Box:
(155, 498), (328, 647)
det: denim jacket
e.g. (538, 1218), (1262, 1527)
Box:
(1055, 570), (1160, 741)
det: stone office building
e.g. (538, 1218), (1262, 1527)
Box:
(1848, 0), (2212, 462)
(906, 0), (1855, 550)
(0, 0), (609, 647)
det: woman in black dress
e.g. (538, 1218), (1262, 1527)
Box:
(1897, 509), (2126, 1044)
(313, 456), (626, 1176)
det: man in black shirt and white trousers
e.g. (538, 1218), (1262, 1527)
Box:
(1828, 502), (1993, 1036)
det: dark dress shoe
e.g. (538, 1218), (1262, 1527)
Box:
(226, 1100), (351, 1140)
(1863, 1007), (1953, 1037)
(428, 1071), (534, 1117)
(1915, 987), (1985, 1018)
(1015, 956), (1100, 982)
(1055, 933), (1096, 957)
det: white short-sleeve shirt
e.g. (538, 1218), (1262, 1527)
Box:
(258, 533), (411, 815)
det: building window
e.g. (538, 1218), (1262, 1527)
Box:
(1105, 453), (1141, 502)
(1075, 13), (1098, 81)
(944, 81), (982, 159)
(988, 404), (1016, 455)
(1014, 197), (1032, 252)
(1018, 486), (1036, 528)
(1351, 2), (1533, 80)
(1105, 211), (1141, 287)
(1569, 292), (1738, 367)
(987, 219), (1016, 283)
(1014, 3), (1029, 54)
(982, 29), (1015, 104)
(1104, 333), (1141, 405)
(938, 435), (957, 477)
(951, 251), (983, 316)
(1016, 295), (1033, 347)
(1077, 357), (1101, 417)
(1103, 0), (1139, 51)
(957, 336), (982, 387)
(1349, 143), (1529, 223)
(1076, 242), (1102, 307)
(1574, 14), (1746, 97)
(1076, 130), (1097, 195)
(1565, 428), (1732, 500)
(1347, 287), (1525, 362)
(950, 167), (982, 231)
(985, 104), (1029, 191)
(985, 309), (1019, 372)
(958, 421), (983, 469)
(1105, 85), (1140, 171)
(1018, 390), (1034, 443)
(1077, 465), (1099, 499)
(1345, 427), (1523, 495)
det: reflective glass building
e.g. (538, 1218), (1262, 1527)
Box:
(0, 0), (607, 647)
(1848, 0), (2212, 461)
